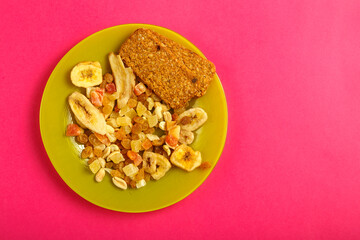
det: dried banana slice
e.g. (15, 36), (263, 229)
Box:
(179, 129), (194, 145)
(170, 144), (201, 172)
(70, 61), (102, 87)
(143, 152), (171, 180)
(68, 92), (107, 135)
(177, 108), (208, 131)
(108, 53), (134, 109)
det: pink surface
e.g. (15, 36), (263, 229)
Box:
(1, 0), (360, 239)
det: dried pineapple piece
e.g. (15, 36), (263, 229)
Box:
(131, 140), (143, 152)
(147, 115), (158, 128)
(116, 116), (132, 126)
(136, 102), (147, 116)
(89, 159), (101, 174)
(123, 164), (139, 177)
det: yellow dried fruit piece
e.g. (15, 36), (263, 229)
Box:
(106, 118), (118, 128)
(116, 116), (132, 126)
(136, 102), (147, 116)
(108, 92), (119, 101)
(106, 125), (115, 133)
(110, 169), (122, 178)
(119, 105), (130, 115)
(127, 98), (138, 108)
(125, 108), (137, 119)
(147, 115), (158, 128)
(93, 148), (103, 157)
(146, 134), (160, 141)
(163, 111), (172, 122)
(131, 139), (143, 152)
(109, 111), (119, 119)
(138, 132), (146, 141)
(123, 163), (139, 177)
(81, 146), (93, 159)
(154, 106), (163, 120)
(103, 104), (113, 115)
(89, 159), (101, 174)
(146, 98), (154, 110)
(136, 179), (146, 189)
(107, 151), (124, 164)
(106, 132), (117, 143)
(159, 121), (166, 130)
(123, 125), (132, 134)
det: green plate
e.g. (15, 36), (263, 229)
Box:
(40, 24), (228, 212)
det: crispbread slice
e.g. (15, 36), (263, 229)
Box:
(119, 28), (216, 108)
(150, 30), (216, 97)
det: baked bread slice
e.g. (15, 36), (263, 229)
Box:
(150, 30), (216, 97)
(119, 28), (216, 108)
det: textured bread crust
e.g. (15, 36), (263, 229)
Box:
(119, 28), (216, 108)
(150, 30), (216, 97)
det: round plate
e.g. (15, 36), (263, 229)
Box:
(40, 24), (228, 212)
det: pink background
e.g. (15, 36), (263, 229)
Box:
(1, 0), (360, 239)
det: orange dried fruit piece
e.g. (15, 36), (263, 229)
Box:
(144, 172), (151, 182)
(200, 161), (211, 170)
(168, 125), (180, 140)
(141, 139), (153, 150)
(131, 134), (140, 140)
(127, 150), (143, 166)
(103, 73), (114, 83)
(131, 123), (142, 134)
(102, 104), (113, 115)
(105, 162), (113, 168)
(172, 113), (179, 121)
(113, 163), (120, 170)
(99, 79), (107, 89)
(129, 180), (137, 189)
(121, 149), (128, 156)
(75, 133), (88, 144)
(102, 95), (110, 105)
(115, 128), (127, 141)
(141, 121), (149, 131)
(121, 139), (132, 149)
(137, 93), (147, 103)
(87, 157), (96, 165)
(94, 132), (110, 146)
(134, 82), (147, 96)
(166, 121), (177, 130)
(93, 148), (103, 157)
(144, 127), (155, 134)
(135, 168), (145, 181)
(127, 98), (138, 108)
(105, 83), (116, 94)
(145, 88), (152, 97)
(133, 116), (145, 124)
(119, 161), (125, 169)
(90, 87), (104, 107)
(110, 169), (123, 178)
(89, 134), (102, 146)
(81, 146), (93, 159)
(124, 176), (131, 185)
(66, 124), (84, 136)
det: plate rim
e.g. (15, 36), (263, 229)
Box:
(39, 23), (228, 212)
